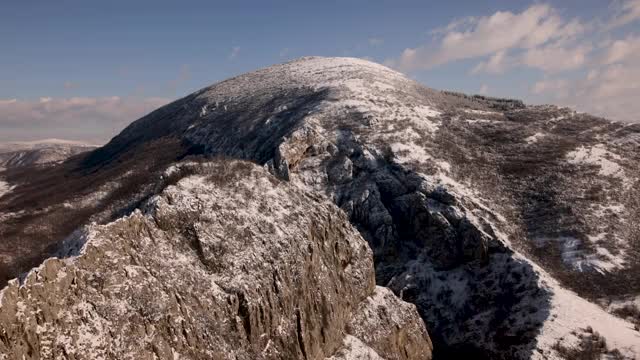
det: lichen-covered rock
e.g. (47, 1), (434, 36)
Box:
(0, 161), (432, 359)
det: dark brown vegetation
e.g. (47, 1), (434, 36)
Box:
(611, 304), (640, 328)
(0, 137), (193, 286)
(552, 327), (626, 360)
(432, 104), (640, 303)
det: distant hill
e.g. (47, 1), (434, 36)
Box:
(0, 139), (97, 168)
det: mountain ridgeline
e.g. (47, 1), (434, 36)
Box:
(0, 57), (639, 359)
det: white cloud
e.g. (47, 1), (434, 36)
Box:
(471, 43), (590, 75)
(520, 43), (591, 73)
(479, 84), (489, 95)
(228, 46), (241, 60)
(471, 51), (512, 74)
(531, 79), (570, 95)
(391, 4), (585, 71)
(387, 2), (639, 122)
(532, 35), (640, 122)
(0, 99), (18, 106)
(576, 64), (640, 121)
(602, 34), (640, 65)
(0, 96), (171, 143)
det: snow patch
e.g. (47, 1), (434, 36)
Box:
(389, 143), (451, 173)
(525, 132), (546, 144)
(465, 118), (500, 125)
(534, 270), (640, 359)
(413, 105), (441, 118)
(566, 144), (626, 179)
(465, 109), (500, 116)
(390, 142), (429, 164)
(534, 236), (627, 275)
(0, 179), (13, 198)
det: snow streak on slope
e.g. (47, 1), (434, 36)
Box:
(530, 258), (640, 359)
(0, 179), (11, 198)
(525, 132), (546, 144)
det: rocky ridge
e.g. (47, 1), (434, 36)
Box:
(0, 161), (431, 359)
(0, 57), (639, 359)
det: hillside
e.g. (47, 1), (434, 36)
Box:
(0, 57), (638, 359)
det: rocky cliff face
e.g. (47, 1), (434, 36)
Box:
(0, 161), (431, 359)
(1, 57), (639, 359)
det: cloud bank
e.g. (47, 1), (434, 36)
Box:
(0, 96), (170, 143)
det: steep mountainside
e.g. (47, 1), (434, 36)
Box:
(0, 57), (639, 359)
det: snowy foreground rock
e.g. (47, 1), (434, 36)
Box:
(0, 57), (639, 359)
(0, 162), (431, 359)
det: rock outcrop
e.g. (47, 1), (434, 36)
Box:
(0, 161), (432, 359)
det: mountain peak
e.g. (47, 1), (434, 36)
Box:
(1, 58), (639, 359)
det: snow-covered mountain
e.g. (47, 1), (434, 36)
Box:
(0, 139), (97, 168)
(0, 57), (638, 359)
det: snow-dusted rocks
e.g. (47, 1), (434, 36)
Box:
(1, 57), (639, 359)
(0, 161), (432, 359)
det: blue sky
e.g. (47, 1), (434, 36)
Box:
(1, 0), (639, 142)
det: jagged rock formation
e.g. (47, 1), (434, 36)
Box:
(0, 161), (431, 359)
(1, 57), (639, 359)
